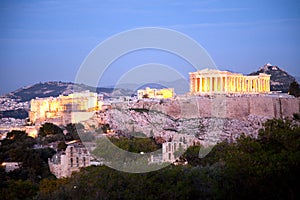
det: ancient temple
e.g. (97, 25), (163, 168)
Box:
(189, 69), (270, 94)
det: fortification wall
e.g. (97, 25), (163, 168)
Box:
(213, 96), (299, 120)
(129, 96), (300, 121)
(109, 96), (299, 143)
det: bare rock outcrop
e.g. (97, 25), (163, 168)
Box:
(107, 96), (299, 145)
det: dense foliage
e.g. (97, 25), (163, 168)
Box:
(38, 119), (300, 200)
(0, 123), (85, 199)
(0, 119), (299, 199)
(37, 122), (87, 145)
(39, 122), (63, 137)
(0, 131), (56, 199)
(288, 81), (300, 97)
(108, 136), (161, 153)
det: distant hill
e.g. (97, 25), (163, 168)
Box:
(0, 109), (28, 119)
(249, 63), (296, 93)
(2, 64), (297, 102)
(3, 81), (133, 102)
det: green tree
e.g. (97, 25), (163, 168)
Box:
(288, 81), (300, 97)
(57, 141), (67, 151)
(38, 178), (70, 199)
(173, 146), (185, 160)
(39, 123), (63, 137)
(65, 123), (85, 141)
(1, 179), (39, 200)
(100, 123), (110, 133)
(179, 145), (202, 166)
(205, 119), (300, 199)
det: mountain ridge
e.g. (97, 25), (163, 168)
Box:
(2, 81), (133, 102)
(2, 64), (298, 102)
(249, 63), (296, 92)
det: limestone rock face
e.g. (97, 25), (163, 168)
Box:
(107, 96), (300, 145)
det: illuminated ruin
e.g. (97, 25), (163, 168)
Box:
(29, 91), (103, 125)
(48, 141), (91, 178)
(137, 87), (174, 99)
(189, 69), (271, 94)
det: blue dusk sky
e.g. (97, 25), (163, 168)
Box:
(0, 0), (300, 94)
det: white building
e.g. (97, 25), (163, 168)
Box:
(48, 141), (91, 178)
(1, 162), (21, 172)
(162, 141), (188, 163)
(162, 134), (196, 163)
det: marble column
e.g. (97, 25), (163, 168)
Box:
(234, 77), (236, 92)
(190, 77), (194, 93)
(225, 76), (228, 92)
(259, 79), (262, 92)
(214, 77), (217, 92)
(199, 77), (202, 92)
(221, 76), (224, 92)
(231, 77), (233, 92)
(238, 77), (240, 92)
(209, 77), (212, 92)
(241, 77), (244, 92)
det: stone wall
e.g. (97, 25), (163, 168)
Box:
(145, 96), (300, 121)
(109, 96), (299, 143)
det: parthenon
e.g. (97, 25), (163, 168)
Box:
(189, 69), (270, 94)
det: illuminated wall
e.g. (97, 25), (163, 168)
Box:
(190, 69), (271, 94)
(137, 87), (174, 99)
(29, 91), (103, 125)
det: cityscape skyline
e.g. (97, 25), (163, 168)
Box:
(1, 0), (300, 95)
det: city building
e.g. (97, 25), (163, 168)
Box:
(48, 140), (91, 178)
(137, 87), (174, 99)
(189, 69), (271, 94)
(162, 141), (188, 163)
(1, 162), (21, 172)
(29, 91), (103, 126)
(162, 134), (196, 163)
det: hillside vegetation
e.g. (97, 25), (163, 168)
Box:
(1, 118), (299, 200)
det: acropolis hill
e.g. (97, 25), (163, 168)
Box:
(108, 95), (300, 144)
(106, 69), (299, 144)
(136, 95), (298, 119)
(1, 66), (299, 144)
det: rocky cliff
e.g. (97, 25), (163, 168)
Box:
(107, 96), (300, 145)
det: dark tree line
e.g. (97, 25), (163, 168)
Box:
(1, 119), (299, 200)
(37, 119), (299, 200)
(0, 122), (87, 200)
(289, 81), (300, 97)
